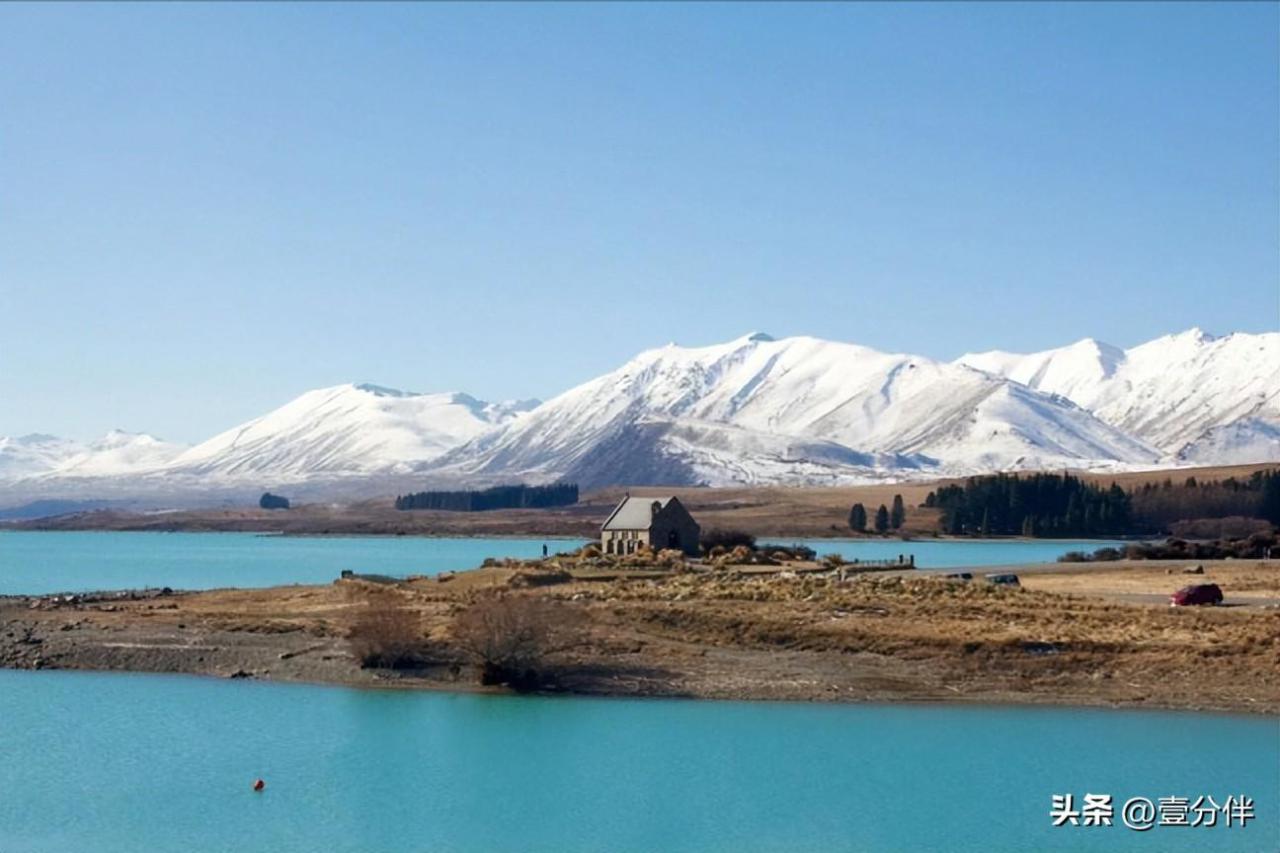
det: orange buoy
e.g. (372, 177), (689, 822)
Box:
(252, 779), (265, 792)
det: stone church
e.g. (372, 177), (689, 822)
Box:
(600, 494), (701, 557)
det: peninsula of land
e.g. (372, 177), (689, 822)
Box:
(3, 556), (1277, 714)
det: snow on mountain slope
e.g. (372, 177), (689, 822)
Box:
(0, 434), (83, 480)
(160, 383), (537, 481)
(1177, 418), (1280, 465)
(7, 329), (1270, 498)
(435, 334), (1158, 488)
(958, 329), (1280, 459)
(50, 430), (186, 477)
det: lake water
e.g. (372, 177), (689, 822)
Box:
(0, 670), (1274, 852)
(0, 531), (1128, 595)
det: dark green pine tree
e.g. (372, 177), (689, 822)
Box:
(1260, 470), (1280, 526)
(890, 494), (905, 530)
(848, 503), (868, 532)
(874, 504), (890, 533)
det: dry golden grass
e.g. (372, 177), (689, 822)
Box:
(1021, 560), (1280, 599)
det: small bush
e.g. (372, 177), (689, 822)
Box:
(1170, 516), (1274, 540)
(259, 492), (290, 510)
(347, 589), (431, 669)
(701, 530), (756, 553)
(508, 569), (573, 588)
(759, 543), (817, 561)
(655, 548), (687, 568)
(451, 593), (588, 691)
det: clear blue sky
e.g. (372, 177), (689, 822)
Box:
(2, 2), (1277, 443)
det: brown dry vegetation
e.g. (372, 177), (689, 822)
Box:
(3, 558), (1277, 713)
(1022, 560), (1280, 599)
(346, 586), (433, 669)
(451, 592), (588, 689)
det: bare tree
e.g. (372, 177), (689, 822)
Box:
(451, 592), (588, 690)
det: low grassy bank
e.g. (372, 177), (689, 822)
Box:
(2, 558), (1276, 713)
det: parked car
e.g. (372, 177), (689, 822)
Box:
(1170, 583), (1223, 607)
(986, 573), (1020, 586)
(943, 572), (973, 581)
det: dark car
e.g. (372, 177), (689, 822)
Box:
(1171, 583), (1223, 607)
(944, 572), (974, 581)
(986, 573), (1020, 586)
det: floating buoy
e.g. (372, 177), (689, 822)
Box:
(252, 779), (265, 792)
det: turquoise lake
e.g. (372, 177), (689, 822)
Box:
(0, 531), (1128, 595)
(0, 670), (1274, 852)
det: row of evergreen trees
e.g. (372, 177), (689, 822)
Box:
(845, 470), (1280, 538)
(924, 473), (1132, 537)
(394, 483), (579, 512)
(849, 495), (905, 533)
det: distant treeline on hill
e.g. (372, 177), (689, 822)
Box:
(394, 483), (579, 512)
(926, 469), (1280, 537)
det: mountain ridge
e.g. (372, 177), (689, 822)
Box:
(2, 329), (1275, 499)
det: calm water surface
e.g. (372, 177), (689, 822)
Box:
(0, 670), (1274, 852)
(0, 531), (1127, 595)
(0, 532), (574, 594)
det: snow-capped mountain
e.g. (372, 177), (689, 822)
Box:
(50, 430), (186, 477)
(958, 329), (1280, 460)
(2, 329), (1274, 501)
(432, 334), (1159, 488)
(0, 431), (182, 481)
(158, 383), (538, 481)
(0, 434), (83, 480)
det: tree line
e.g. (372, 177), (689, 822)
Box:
(920, 469), (1280, 537)
(1129, 470), (1280, 530)
(924, 473), (1131, 537)
(394, 483), (579, 512)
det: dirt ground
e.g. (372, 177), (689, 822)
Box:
(3, 558), (1277, 714)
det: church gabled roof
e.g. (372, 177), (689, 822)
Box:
(601, 495), (675, 531)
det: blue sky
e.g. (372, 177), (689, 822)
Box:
(2, 2), (1277, 443)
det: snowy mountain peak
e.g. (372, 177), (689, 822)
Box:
(959, 329), (1280, 458)
(156, 382), (536, 481)
(1173, 326), (1214, 343)
(54, 431), (186, 477)
(352, 382), (416, 398)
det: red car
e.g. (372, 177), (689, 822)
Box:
(1170, 584), (1223, 607)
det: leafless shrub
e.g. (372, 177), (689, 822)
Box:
(451, 592), (588, 690)
(507, 568), (573, 588)
(347, 588), (431, 669)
